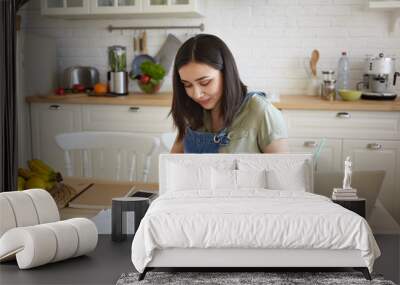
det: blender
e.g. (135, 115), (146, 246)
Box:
(107, 46), (129, 95)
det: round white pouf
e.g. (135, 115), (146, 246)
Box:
(0, 192), (39, 227)
(0, 218), (98, 269)
(24, 189), (60, 224)
(0, 196), (17, 237)
(64, 218), (98, 257)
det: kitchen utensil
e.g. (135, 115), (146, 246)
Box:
(357, 53), (398, 100)
(304, 49), (321, 96)
(133, 34), (138, 54)
(338, 89), (362, 101)
(63, 66), (99, 89)
(142, 31), (147, 54)
(305, 77), (321, 96)
(130, 31), (156, 79)
(310, 49), (319, 77)
(154, 34), (182, 75)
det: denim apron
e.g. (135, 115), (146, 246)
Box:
(183, 92), (265, 153)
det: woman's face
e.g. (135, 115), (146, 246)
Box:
(178, 61), (223, 110)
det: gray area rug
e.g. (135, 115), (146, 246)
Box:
(116, 271), (396, 285)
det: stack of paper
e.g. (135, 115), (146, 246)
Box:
(332, 188), (358, 200)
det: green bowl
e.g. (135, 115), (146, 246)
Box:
(338, 89), (362, 101)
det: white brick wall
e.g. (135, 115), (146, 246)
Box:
(20, 0), (400, 96)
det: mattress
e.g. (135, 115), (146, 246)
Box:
(131, 190), (380, 273)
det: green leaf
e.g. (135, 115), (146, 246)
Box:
(140, 61), (166, 80)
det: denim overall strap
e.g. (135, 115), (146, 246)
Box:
(183, 92), (264, 153)
(183, 127), (230, 153)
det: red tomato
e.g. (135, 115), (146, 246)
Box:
(139, 74), (151, 85)
(73, 84), (85, 93)
(55, 87), (65, 95)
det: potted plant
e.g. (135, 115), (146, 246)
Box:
(134, 61), (166, 94)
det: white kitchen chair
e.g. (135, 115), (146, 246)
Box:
(160, 132), (177, 152)
(55, 132), (160, 182)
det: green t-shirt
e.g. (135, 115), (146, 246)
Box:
(201, 93), (288, 153)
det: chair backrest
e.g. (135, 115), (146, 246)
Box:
(55, 132), (160, 182)
(160, 132), (177, 152)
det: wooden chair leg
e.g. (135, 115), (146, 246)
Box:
(354, 267), (372, 280)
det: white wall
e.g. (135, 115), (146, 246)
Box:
(20, 0), (400, 95)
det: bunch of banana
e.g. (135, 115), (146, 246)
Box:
(17, 159), (63, 191)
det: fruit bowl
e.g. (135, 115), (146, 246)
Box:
(138, 79), (163, 94)
(338, 89), (362, 101)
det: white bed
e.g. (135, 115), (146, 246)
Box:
(131, 154), (380, 280)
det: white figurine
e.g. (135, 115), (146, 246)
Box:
(343, 156), (352, 190)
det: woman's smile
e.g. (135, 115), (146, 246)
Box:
(197, 97), (212, 107)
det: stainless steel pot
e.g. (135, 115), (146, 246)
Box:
(63, 66), (99, 89)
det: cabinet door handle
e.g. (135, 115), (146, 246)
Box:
(367, 143), (382, 150)
(48, 105), (61, 110)
(336, 112), (351, 119)
(304, 141), (317, 148)
(129, 107), (140, 112)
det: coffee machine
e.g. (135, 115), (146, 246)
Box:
(357, 53), (400, 100)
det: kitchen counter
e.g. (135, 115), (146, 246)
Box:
(26, 93), (400, 111)
(275, 95), (400, 112)
(26, 92), (173, 107)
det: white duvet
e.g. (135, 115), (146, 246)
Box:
(131, 190), (380, 273)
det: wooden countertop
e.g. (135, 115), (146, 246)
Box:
(26, 93), (400, 111)
(275, 95), (400, 111)
(26, 92), (173, 107)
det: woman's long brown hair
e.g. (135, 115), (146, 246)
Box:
(171, 34), (247, 141)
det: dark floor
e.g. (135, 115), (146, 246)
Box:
(0, 234), (399, 285)
(0, 235), (134, 285)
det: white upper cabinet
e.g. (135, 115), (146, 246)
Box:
(369, 0), (400, 8)
(41, 0), (203, 16)
(143, 0), (201, 14)
(41, 0), (90, 15)
(368, 1), (400, 33)
(89, 0), (141, 14)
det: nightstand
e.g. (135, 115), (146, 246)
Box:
(332, 198), (366, 218)
(111, 197), (150, 242)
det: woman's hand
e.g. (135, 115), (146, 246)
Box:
(262, 139), (290, 153)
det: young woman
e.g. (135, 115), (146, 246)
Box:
(170, 34), (289, 154)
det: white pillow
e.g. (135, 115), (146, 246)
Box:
(236, 169), (267, 189)
(167, 162), (211, 191)
(211, 168), (236, 190)
(238, 158), (309, 192)
(266, 167), (307, 191)
(211, 169), (267, 191)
